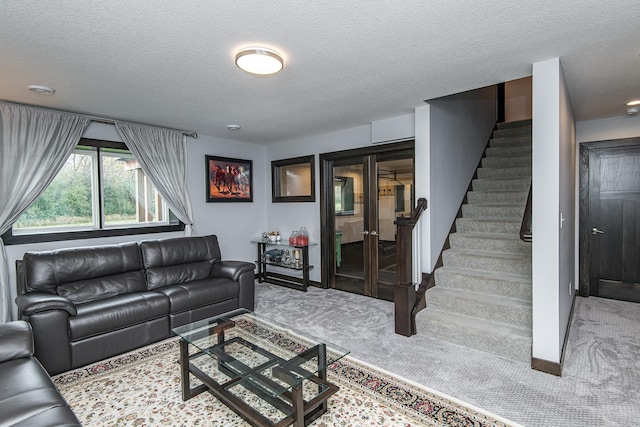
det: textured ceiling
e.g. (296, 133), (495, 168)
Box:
(1, 1), (639, 144)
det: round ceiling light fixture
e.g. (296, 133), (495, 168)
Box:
(626, 100), (640, 115)
(28, 84), (56, 95)
(235, 47), (284, 75)
(226, 124), (241, 131)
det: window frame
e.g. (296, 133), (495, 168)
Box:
(2, 138), (184, 245)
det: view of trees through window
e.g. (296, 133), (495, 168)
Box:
(14, 146), (167, 233)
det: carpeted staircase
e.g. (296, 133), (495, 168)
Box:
(415, 119), (532, 362)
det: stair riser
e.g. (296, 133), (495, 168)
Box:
(427, 289), (532, 329)
(477, 166), (531, 179)
(449, 233), (532, 254)
(467, 191), (528, 204)
(493, 126), (531, 138)
(417, 311), (531, 362)
(456, 218), (520, 234)
(443, 251), (532, 275)
(489, 135), (531, 147)
(482, 156), (531, 168)
(497, 120), (532, 130)
(435, 268), (531, 300)
(485, 145), (532, 158)
(461, 204), (524, 218)
(472, 178), (530, 192)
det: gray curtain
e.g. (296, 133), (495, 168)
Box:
(0, 103), (90, 322)
(115, 123), (195, 235)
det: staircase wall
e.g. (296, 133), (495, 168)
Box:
(419, 86), (497, 272)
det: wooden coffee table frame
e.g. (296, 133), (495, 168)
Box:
(178, 319), (339, 427)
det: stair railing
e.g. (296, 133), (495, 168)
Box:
(520, 184), (532, 242)
(394, 198), (428, 336)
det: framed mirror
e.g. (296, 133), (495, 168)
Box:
(271, 155), (315, 202)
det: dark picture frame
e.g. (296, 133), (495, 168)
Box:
(206, 155), (253, 202)
(271, 155), (315, 203)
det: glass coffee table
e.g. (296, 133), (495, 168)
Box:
(172, 309), (349, 427)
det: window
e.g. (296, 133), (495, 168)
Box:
(3, 138), (183, 244)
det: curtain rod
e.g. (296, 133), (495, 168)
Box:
(0, 100), (198, 139)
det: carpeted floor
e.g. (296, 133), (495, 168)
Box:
(254, 283), (640, 426)
(54, 314), (517, 426)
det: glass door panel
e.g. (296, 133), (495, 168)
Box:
(375, 158), (414, 301)
(333, 162), (367, 295)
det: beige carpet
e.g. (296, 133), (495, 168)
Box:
(53, 317), (518, 427)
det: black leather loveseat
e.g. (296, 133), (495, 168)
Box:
(15, 235), (255, 375)
(0, 321), (81, 426)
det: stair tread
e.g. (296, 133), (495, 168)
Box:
(420, 308), (531, 338)
(445, 247), (530, 260)
(457, 217), (520, 223)
(452, 231), (524, 240)
(437, 265), (532, 282)
(430, 286), (532, 307)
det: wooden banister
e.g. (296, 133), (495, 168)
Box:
(394, 198), (427, 336)
(520, 185), (532, 242)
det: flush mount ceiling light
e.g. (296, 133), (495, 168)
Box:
(28, 84), (56, 95)
(226, 124), (241, 130)
(235, 47), (283, 75)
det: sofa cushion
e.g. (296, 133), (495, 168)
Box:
(140, 235), (222, 290)
(23, 242), (144, 297)
(69, 292), (169, 341)
(157, 277), (237, 313)
(57, 270), (147, 304)
(0, 358), (80, 426)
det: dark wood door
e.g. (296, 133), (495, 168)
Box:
(588, 144), (640, 302)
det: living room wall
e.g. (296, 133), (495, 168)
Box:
(4, 122), (267, 319)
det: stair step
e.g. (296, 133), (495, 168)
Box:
(434, 266), (531, 300)
(449, 231), (532, 254)
(496, 119), (532, 130)
(477, 166), (531, 179)
(472, 177), (530, 192)
(455, 217), (521, 234)
(493, 125), (532, 138)
(482, 155), (531, 168)
(489, 134), (531, 148)
(467, 190), (528, 204)
(443, 248), (531, 275)
(461, 204), (524, 218)
(415, 309), (531, 362)
(485, 145), (531, 158)
(426, 287), (532, 329)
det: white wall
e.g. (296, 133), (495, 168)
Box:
(424, 87), (497, 270)
(576, 115), (640, 143)
(5, 123), (266, 318)
(531, 57), (576, 363)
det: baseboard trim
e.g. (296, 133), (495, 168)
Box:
(531, 293), (577, 377)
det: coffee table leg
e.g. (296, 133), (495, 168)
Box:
(179, 339), (191, 401)
(291, 382), (305, 427)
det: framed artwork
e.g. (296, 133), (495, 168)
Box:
(206, 155), (253, 202)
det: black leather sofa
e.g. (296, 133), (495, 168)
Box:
(0, 321), (81, 426)
(15, 235), (255, 375)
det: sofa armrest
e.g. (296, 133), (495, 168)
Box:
(211, 260), (256, 282)
(15, 293), (77, 317)
(0, 321), (34, 362)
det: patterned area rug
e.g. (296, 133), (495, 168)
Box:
(54, 318), (518, 427)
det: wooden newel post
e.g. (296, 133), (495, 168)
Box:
(394, 198), (427, 337)
(394, 216), (416, 336)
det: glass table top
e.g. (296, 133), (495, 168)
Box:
(172, 308), (349, 399)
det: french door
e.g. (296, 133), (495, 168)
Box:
(320, 141), (414, 301)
